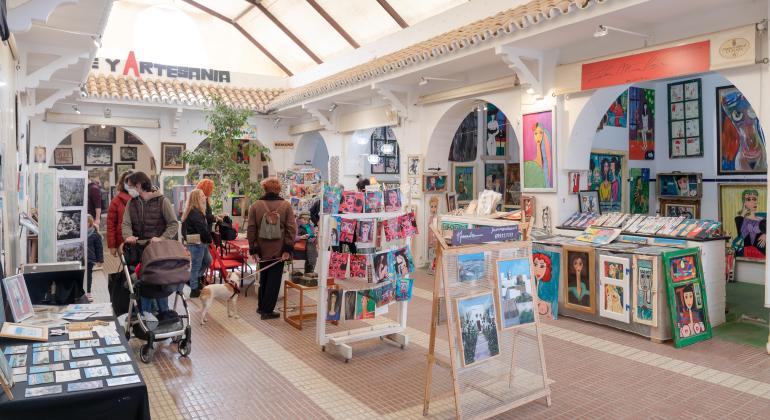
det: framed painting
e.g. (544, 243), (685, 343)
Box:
(446, 192), (457, 212)
(522, 109), (556, 192)
(54, 148), (73, 165)
(587, 149), (627, 213)
(483, 161), (506, 196)
(452, 164), (475, 203)
(161, 142), (186, 170)
(120, 146), (138, 161)
(87, 167), (111, 188)
(561, 245), (595, 314)
(521, 195), (535, 223)
(716, 85), (766, 175)
(605, 90), (628, 128)
(114, 163), (135, 179)
(456, 252), (486, 284)
(504, 163), (520, 206)
(662, 248), (711, 347)
(483, 103), (508, 158)
(628, 87), (655, 160)
(123, 130), (143, 145)
(532, 246), (561, 320)
(84, 144), (112, 166)
(162, 176), (185, 198)
(407, 155), (422, 177)
(84, 125), (116, 143)
(494, 258), (535, 329)
(2, 274), (34, 322)
(718, 183), (766, 262)
(629, 168), (650, 214)
(657, 172), (702, 198)
(449, 111), (478, 162)
(454, 292), (500, 367)
(33, 146), (46, 163)
(660, 199), (699, 219)
(598, 254), (630, 323)
(0, 323), (48, 342)
(578, 190), (600, 214)
(423, 174), (447, 193)
(668, 78), (703, 158)
(632, 255), (658, 326)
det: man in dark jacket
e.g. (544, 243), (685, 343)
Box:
(87, 175), (102, 228)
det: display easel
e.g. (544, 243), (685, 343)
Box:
(316, 210), (410, 362)
(423, 223), (550, 419)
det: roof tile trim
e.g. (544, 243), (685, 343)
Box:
(267, 0), (606, 111)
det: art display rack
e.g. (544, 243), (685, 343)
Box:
(423, 223), (550, 419)
(37, 169), (88, 268)
(315, 211), (410, 362)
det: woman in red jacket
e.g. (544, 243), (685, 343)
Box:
(106, 170), (134, 258)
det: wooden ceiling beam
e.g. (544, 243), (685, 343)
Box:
(306, 0), (359, 49)
(246, 0), (323, 64)
(376, 0), (408, 29)
(181, 0), (293, 76)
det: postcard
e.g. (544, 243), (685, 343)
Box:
(28, 372), (55, 386)
(110, 364), (136, 376)
(70, 359), (103, 369)
(96, 345), (127, 354)
(338, 218), (357, 243)
(106, 374), (141, 387)
(327, 252), (349, 279)
(9, 354), (27, 368)
(11, 367), (26, 375)
(71, 348), (95, 358)
(84, 366), (110, 378)
(32, 351), (50, 365)
(55, 369), (82, 383)
(348, 254), (369, 280)
(107, 353), (132, 364)
(79, 339), (101, 348)
(103, 336), (121, 346)
(68, 330), (93, 340)
(52, 349), (70, 362)
(4, 345), (28, 355)
(25, 384), (62, 397)
(29, 363), (64, 373)
(68, 379), (104, 392)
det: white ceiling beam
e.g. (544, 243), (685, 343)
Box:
(495, 45), (543, 99)
(7, 0), (80, 33)
(24, 51), (89, 89)
(303, 106), (334, 132)
(45, 111), (161, 128)
(372, 86), (407, 117)
(34, 86), (78, 116)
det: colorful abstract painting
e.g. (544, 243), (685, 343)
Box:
(629, 168), (649, 214)
(716, 85), (766, 174)
(588, 150), (626, 213)
(628, 87), (655, 160)
(522, 110), (555, 191)
(605, 90), (628, 128)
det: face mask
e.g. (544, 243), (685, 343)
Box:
(127, 187), (139, 198)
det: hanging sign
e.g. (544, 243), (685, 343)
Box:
(94, 51), (231, 83)
(273, 141), (294, 149)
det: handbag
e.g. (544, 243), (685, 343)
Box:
(293, 239), (307, 252)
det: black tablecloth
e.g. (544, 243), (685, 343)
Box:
(0, 318), (150, 420)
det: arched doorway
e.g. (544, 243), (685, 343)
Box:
(295, 132), (330, 181)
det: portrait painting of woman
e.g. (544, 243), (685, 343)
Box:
(719, 184), (767, 262)
(522, 110), (555, 191)
(562, 246), (595, 313)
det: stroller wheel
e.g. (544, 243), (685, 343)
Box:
(140, 344), (154, 363)
(178, 339), (191, 357)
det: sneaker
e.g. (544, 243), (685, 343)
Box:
(86, 293), (94, 302)
(260, 312), (280, 320)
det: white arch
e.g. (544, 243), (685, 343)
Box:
(295, 132), (330, 180)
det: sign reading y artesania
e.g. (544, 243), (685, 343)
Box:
(93, 51), (231, 83)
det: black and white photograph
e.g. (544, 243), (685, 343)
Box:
(120, 146), (138, 161)
(85, 125), (116, 143)
(58, 177), (85, 208)
(57, 241), (85, 263)
(56, 210), (82, 241)
(84, 144), (113, 166)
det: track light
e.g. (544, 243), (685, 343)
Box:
(593, 24), (648, 39)
(73, 105), (80, 114)
(328, 103), (338, 112)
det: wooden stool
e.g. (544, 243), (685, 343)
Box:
(283, 280), (318, 330)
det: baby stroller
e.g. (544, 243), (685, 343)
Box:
(119, 240), (192, 363)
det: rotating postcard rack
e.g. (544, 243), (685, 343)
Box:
(316, 208), (411, 362)
(423, 222), (551, 419)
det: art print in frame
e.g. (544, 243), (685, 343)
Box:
(454, 292), (500, 367)
(532, 246), (560, 320)
(456, 252), (486, 284)
(483, 162), (506, 196)
(629, 168), (650, 214)
(716, 85), (766, 175)
(57, 241), (85, 263)
(484, 103), (508, 158)
(718, 184), (766, 262)
(452, 164), (475, 203)
(446, 192), (457, 212)
(668, 78), (703, 158)
(84, 125), (116, 143)
(407, 155), (422, 177)
(56, 210), (82, 241)
(161, 142), (186, 170)
(628, 87), (655, 160)
(2, 274), (34, 322)
(632, 255), (658, 326)
(58, 177), (85, 208)
(522, 109), (556, 191)
(660, 199), (699, 219)
(383, 188), (402, 212)
(326, 289), (342, 321)
(598, 254), (630, 323)
(84, 144), (112, 166)
(662, 248), (711, 348)
(668, 252), (699, 284)
(162, 176), (185, 198)
(114, 163), (135, 180)
(605, 90), (628, 128)
(562, 245), (595, 314)
(588, 149), (627, 213)
(657, 173), (702, 198)
(423, 174), (447, 193)
(494, 258), (535, 329)
(578, 190), (600, 214)
(119, 146), (138, 162)
(505, 163), (521, 206)
(123, 130), (143, 145)
(54, 148), (73, 165)
(521, 195), (535, 223)
(0, 322), (48, 342)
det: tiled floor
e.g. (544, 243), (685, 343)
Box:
(93, 257), (770, 419)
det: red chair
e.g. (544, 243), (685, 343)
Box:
(208, 243), (242, 284)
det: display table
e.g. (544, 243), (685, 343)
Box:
(0, 318), (150, 420)
(283, 280), (318, 330)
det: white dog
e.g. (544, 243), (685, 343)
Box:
(199, 272), (241, 324)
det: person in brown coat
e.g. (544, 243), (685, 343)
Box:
(247, 177), (297, 319)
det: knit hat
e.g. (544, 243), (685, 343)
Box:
(196, 179), (214, 197)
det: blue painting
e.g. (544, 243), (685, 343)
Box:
(532, 247), (560, 320)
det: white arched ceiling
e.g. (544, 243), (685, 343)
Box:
(295, 132), (330, 180)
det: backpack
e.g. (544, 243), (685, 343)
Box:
(258, 201), (283, 240)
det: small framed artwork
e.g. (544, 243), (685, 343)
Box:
(562, 245), (595, 314)
(123, 130), (143, 145)
(452, 164), (475, 203)
(521, 195), (535, 223)
(114, 163), (135, 179)
(718, 183), (766, 262)
(662, 248), (711, 348)
(598, 254), (630, 323)
(84, 144), (112, 166)
(660, 199), (699, 219)
(423, 174), (447, 193)
(657, 172), (702, 198)
(54, 148), (73, 165)
(120, 146), (138, 161)
(85, 125), (116, 143)
(0, 322), (48, 342)
(505, 163), (521, 206)
(34, 146), (46, 163)
(454, 292), (500, 367)
(716, 85), (766, 175)
(568, 171), (582, 194)
(446, 192), (457, 212)
(578, 190), (600, 214)
(456, 252), (486, 283)
(494, 258), (536, 329)
(161, 142), (186, 170)
(632, 255), (658, 326)
(231, 196), (246, 217)
(668, 78), (703, 158)
(587, 149), (628, 213)
(483, 161), (506, 196)
(407, 155), (422, 177)
(2, 274), (34, 322)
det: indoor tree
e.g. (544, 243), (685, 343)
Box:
(182, 98), (270, 213)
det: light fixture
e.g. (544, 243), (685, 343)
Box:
(100, 124), (106, 129)
(104, 107), (111, 118)
(526, 87), (536, 95)
(380, 143), (395, 155)
(367, 154), (381, 164)
(79, 83), (87, 96)
(92, 35), (102, 48)
(273, 117), (281, 128)
(72, 105), (80, 114)
(418, 76), (462, 86)
(593, 24), (648, 39)
(328, 103), (338, 112)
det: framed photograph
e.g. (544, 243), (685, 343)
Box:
(84, 144), (112, 166)
(423, 174), (447, 193)
(2, 274), (34, 322)
(657, 172), (702, 198)
(84, 125), (116, 143)
(34, 146), (47, 163)
(578, 190), (600, 214)
(231, 196), (246, 217)
(114, 163), (135, 179)
(718, 183), (766, 262)
(54, 148), (73, 165)
(628, 87), (655, 160)
(123, 130), (143, 145)
(456, 252), (486, 283)
(562, 245), (595, 314)
(716, 85), (766, 174)
(598, 254), (630, 323)
(587, 149), (628, 213)
(58, 177), (85, 208)
(0, 322), (48, 342)
(532, 246), (560, 320)
(119, 146), (138, 161)
(629, 168), (650, 214)
(483, 161), (506, 196)
(660, 199), (699, 219)
(452, 164), (475, 203)
(161, 142), (186, 170)
(56, 210), (82, 241)
(57, 242), (85, 263)
(522, 109), (556, 191)
(662, 248), (711, 347)
(454, 292), (500, 367)
(504, 163), (520, 206)
(521, 195), (535, 223)
(632, 255), (658, 326)
(494, 258), (535, 329)
(407, 155), (422, 176)
(668, 79), (703, 158)
(446, 192), (457, 212)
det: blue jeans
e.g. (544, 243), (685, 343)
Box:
(140, 296), (169, 313)
(187, 244), (211, 290)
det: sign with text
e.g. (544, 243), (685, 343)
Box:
(273, 141), (295, 149)
(94, 51), (231, 83)
(451, 225), (520, 246)
(581, 41), (710, 90)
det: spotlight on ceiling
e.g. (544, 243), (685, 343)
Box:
(328, 103), (338, 112)
(273, 117), (281, 128)
(73, 105), (80, 114)
(418, 76), (462, 86)
(593, 25), (608, 38)
(100, 124), (106, 129)
(593, 24), (648, 39)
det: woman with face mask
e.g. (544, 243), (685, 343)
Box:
(106, 169), (134, 259)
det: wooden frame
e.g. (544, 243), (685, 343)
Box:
(632, 254), (658, 327)
(119, 146), (138, 162)
(0, 322), (48, 341)
(161, 142), (186, 170)
(406, 154), (422, 176)
(718, 183), (766, 263)
(453, 291), (501, 367)
(54, 148), (73, 165)
(587, 148), (628, 213)
(561, 245), (596, 314)
(84, 125), (116, 143)
(452, 163), (475, 203)
(578, 190), (600, 214)
(597, 254), (631, 323)
(114, 163), (135, 179)
(521, 108), (557, 192)
(84, 144), (112, 166)
(494, 258), (536, 330)
(668, 78), (703, 158)
(659, 198), (700, 219)
(657, 172), (703, 199)
(662, 248), (712, 348)
(423, 173), (447, 193)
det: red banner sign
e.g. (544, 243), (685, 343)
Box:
(581, 41), (710, 90)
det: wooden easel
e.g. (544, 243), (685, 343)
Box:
(422, 224), (551, 419)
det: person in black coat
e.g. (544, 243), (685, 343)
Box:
(86, 215), (103, 302)
(182, 189), (213, 297)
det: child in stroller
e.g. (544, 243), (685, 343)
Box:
(124, 242), (178, 320)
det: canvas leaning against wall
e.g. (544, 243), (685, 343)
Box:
(521, 110), (555, 192)
(719, 184), (766, 263)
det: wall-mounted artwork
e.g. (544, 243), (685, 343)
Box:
(505, 163), (520, 206)
(588, 149), (627, 213)
(484, 103), (507, 158)
(629, 168), (649, 214)
(114, 163), (135, 179)
(456, 252), (486, 283)
(532, 247), (560, 320)
(628, 87), (655, 160)
(162, 176), (185, 198)
(562, 245), (595, 314)
(124, 131), (143, 145)
(87, 168), (111, 189)
(632, 255), (658, 326)
(719, 184), (766, 262)
(54, 148), (73, 165)
(449, 111), (477, 162)
(454, 292), (500, 367)
(34, 146), (46, 163)
(657, 172), (702, 198)
(662, 248), (711, 348)
(668, 79), (703, 158)
(84, 144), (112, 166)
(120, 146), (138, 162)
(57, 241), (84, 263)
(84, 125), (116, 143)
(483, 162), (506, 196)
(161, 142), (186, 170)
(598, 254), (630, 323)
(494, 258), (535, 329)
(578, 190), (600, 214)
(452, 164), (475, 203)
(605, 90), (628, 127)
(716, 85), (766, 174)
(407, 155), (422, 176)
(58, 177), (85, 208)
(56, 210), (82, 241)
(423, 174), (447, 193)
(522, 110), (555, 191)
(660, 199), (699, 219)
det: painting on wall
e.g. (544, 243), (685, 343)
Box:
(504, 163), (520, 206)
(84, 125), (116, 143)
(84, 144), (112, 166)
(120, 146), (138, 161)
(54, 148), (73, 165)
(114, 163), (135, 180)
(124, 131), (143, 145)
(716, 85), (766, 174)
(629, 168), (649, 214)
(532, 247), (560, 320)
(407, 155), (422, 176)
(494, 258), (535, 329)
(660, 199), (699, 219)
(449, 111), (477, 162)
(663, 248), (711, 348)
(483, 162), (506, 196)
(522, 110), (555, 191)
(87, 168), (111, 189)
(423, 174), (447, 193)
(588, 149), (627, 213)
(628, 87), (655, 160)
(453, 164), (475, 203)
(668, 79), (703, 158)
(598, 254), (630, 323)
(719, 184), (766, 262)
(484, 104), (507, 158)
(162, 176), (185, 198)
(578, 190), (600, 214)
(161, 142), (186, 170)
(605, 90), (628, 128)
(632, 255), (658, 326)
(562, 245), (595, 313)
(658, 173), (702, 198)
(454, 292), (500, 367)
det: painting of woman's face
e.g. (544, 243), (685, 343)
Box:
(387, 191), (398, 205)
(534, 125), (544, 144)
(345, 195), (355, 206)
(572, 256), (584, 274)
(683, 291), (694, 309)
(533, 257), (548, 280)
(743, 192), (758, 211)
